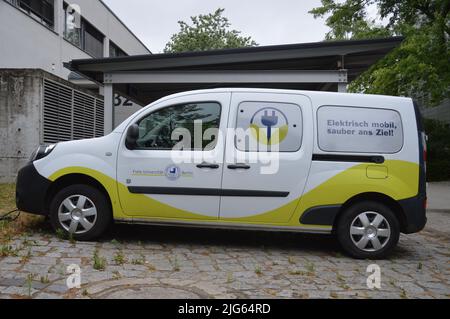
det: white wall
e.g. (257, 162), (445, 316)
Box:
(0, 0), (150, 80)
(0, 70), (42, 183)
(0, 1), (89, 78)
(70, 0), (150, 56)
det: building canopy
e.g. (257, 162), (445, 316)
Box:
(67, 37), (403, 105)
(66, 37), (403, 133)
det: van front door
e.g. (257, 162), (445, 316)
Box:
(220, 92), (313, 224)
(117, 93), (231, 220)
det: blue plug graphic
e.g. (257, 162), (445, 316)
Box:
(261, 110), (279, 142)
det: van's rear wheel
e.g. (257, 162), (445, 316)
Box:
(49, 184), (111, 241)
(336, 201), (400, 259)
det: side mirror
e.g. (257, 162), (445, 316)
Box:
(126, 124), (139, 149)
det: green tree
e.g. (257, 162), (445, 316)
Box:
(310, 0), (449, 106)
(164, 8), (257, 53)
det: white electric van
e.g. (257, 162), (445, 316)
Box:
(16, 89), (427, 259)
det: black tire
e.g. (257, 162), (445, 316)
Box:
(49, 184), (111, 241)
(336, 201), (400, 259)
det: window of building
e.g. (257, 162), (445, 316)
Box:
(83, 21), (104, 58)
(317, 106), (404, 154)
(110, 41), (127, 57)
(64, 3), (81, 47)
(235, 102), (303, 152)
(135, 102), (221, 151)
(64, 2), (104, 58)
(7, 0), (55, 29)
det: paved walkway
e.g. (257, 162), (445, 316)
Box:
(428, 182), (450, 212)
(0, 210), (448, 299)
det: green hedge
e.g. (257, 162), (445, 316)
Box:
(424, 119), (450, 182)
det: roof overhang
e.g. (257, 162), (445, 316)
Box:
(66, 37), (403, 105)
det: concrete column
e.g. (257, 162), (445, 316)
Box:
(103, 37), (110, 58)
(338, 83), (348, 93)
(54, 0), (64, 35)
(103, 83), (114, 134)
(337, 68), (348, 93)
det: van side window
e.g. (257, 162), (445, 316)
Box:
(317, 106), (404, 154)
(235, 101), (303, 152)
(136, 102), (221, 151)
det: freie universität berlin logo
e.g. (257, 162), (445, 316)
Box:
(165, 165), (181, 181)
(250, 107), (289, 145)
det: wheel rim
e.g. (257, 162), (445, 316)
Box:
(350, 211), (391, 252)
(58, 195), (97, 235)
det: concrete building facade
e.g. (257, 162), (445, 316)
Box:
(0, 0), (150, 126)
(0, 0), (151, 182)
(0, 0), (150, 78)
(0, 69), (105, 182)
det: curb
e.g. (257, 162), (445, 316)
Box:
(427, 209), (450, 214)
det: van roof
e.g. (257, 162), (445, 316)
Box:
(152, 88), (412, 105)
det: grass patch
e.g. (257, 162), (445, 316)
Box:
(40, 275), (50, 284)
(288, 270), (306, 276)
(113, 250), (126, 265)
(93, 249), (107, 271)
(55, 229), (66, 240)
(305, 262), (316, 275)
(0, 244), (18, 257)
(0, 184), (16, 213)
(172, 257), (180, 272)
(131, 254), (146, 265)
(400, 289), (408, 299)
(0, 184), (46, 243)
(112, 270), (122, 280)
(21, 248), (32, 264)
(330, 292), (339, 299)
(25, 273), (35, 298)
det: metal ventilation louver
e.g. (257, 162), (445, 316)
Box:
(43, 79), (104, 143)
(95, 99), (105, 137)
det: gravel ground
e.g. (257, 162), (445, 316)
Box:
(0, 210), (448, 299)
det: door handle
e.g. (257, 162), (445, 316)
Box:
(228, 164), (251, 170)
(196, 163), (220, 169)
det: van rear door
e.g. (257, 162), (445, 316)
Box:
(219, 92), (313, 224)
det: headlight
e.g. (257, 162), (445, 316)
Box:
(29, 144), (57, 162)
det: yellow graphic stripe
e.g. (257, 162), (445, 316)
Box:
(250, 125), (289, 145)
(49, 167), (125, 219)
(293, 160), (419, 226)
(47, 160), (419, 228)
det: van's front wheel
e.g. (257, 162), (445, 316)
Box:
(49, 184), (111, 241)
(336, 201), (400, 259)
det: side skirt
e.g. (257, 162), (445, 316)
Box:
(114, 218), (332, 234)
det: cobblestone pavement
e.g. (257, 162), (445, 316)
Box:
(0, 211), (448, 299)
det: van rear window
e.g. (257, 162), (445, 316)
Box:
(317, 106), (404, 154)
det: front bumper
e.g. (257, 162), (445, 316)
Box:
(399, 194), (427, 234)
(16, 163), (52, 216)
